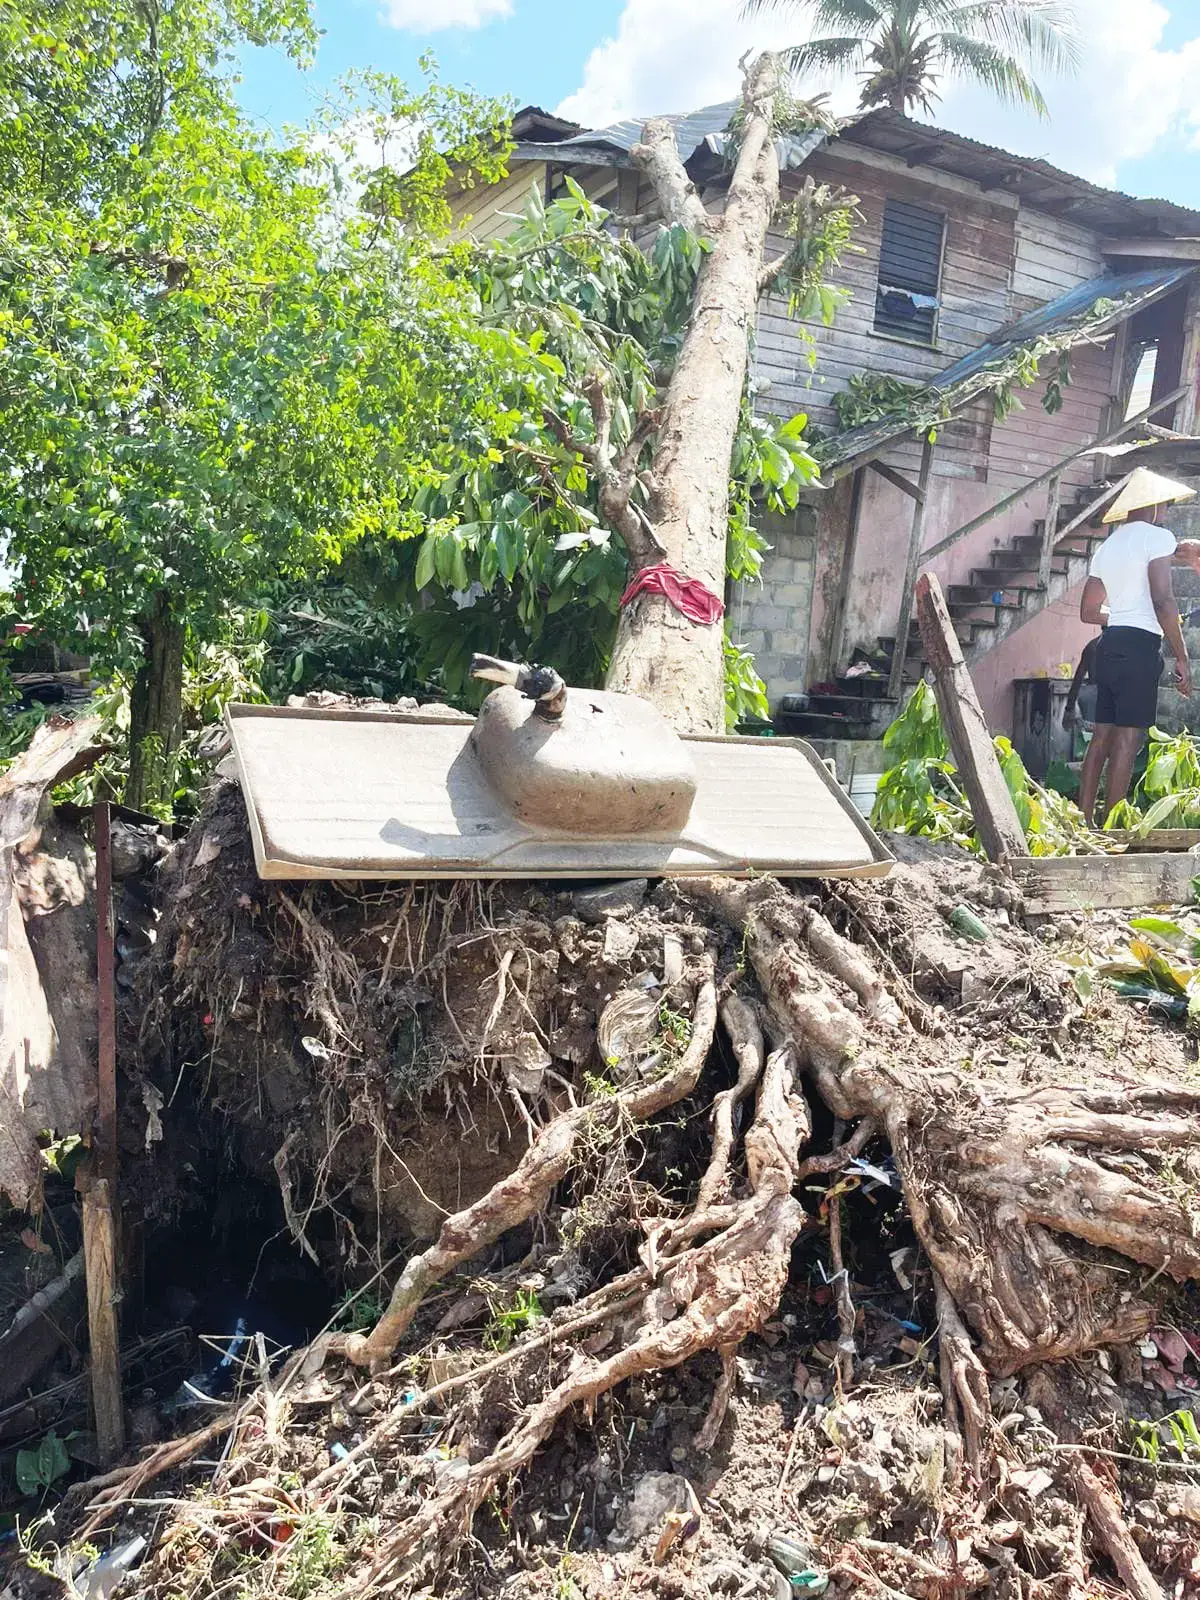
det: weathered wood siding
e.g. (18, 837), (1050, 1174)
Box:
(753, 148), (1019, 449)
(1011, 210), (1106, 310)
(449, 161), (624, 242)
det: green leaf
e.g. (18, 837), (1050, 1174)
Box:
(414, 538), (437, 591)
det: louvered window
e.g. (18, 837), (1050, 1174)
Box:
(874, 199), (944, 344)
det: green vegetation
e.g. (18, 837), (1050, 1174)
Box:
(871, 680), (1098, 856)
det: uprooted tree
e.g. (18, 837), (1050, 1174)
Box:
(80, 795), (1200, 1598)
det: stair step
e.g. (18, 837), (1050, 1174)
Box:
(774, 710), (876, 740)
(807, 692), (896, 717)
(947, 586), (1025, 611)
(970, 566), (1067, 589)
(834, 673), (892, 699)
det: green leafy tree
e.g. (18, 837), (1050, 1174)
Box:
(0, 4), (513, 808)
(742, 0), (1079, 117)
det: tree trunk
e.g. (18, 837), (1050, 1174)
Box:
(604, 55), (782, 735)
(126, 591), (185, 815)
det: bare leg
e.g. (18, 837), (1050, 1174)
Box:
(1080, 724), (1115, 827)
(1101, 726), (1146, 820)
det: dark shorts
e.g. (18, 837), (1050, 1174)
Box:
(1094, 626), (1163, 729)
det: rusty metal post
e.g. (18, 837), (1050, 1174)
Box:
(94, 801), (117, 1184)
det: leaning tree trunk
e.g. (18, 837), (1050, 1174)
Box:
(603, 54), (783, 735)
(125, 589), (185, 814)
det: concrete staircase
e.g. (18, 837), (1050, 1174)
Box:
(776, 483), (1110, 741)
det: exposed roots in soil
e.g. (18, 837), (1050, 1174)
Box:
(31, 787), (1200, 1600)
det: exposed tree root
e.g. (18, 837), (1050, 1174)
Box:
(342, 970), (719, 1370)
(85, 831), (1200, 1600)
(689, 878), (1200, 1375)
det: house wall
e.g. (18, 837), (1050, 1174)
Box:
(743, 142), (1130, 732)
(729, 508), (818, 698)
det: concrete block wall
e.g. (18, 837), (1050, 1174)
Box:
(729, 506), (819, 702)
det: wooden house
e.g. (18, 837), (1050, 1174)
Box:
(452, 104), (1200, 750)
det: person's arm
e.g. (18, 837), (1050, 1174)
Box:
(1150, 554), (1192, 697)
(1080, 575), (1107, 625)
(1064, 644), (1092, 724)
(1173, 540), (1200, 571)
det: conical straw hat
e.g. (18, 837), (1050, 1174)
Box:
(1103, 466), (1196, 522)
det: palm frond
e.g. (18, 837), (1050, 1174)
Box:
(933, 30), (1050, 114)
(741, 0), (886, 28)
(945, 1), (1081, 73)
(780, 34), (871, 81)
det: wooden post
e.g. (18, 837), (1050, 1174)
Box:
(82, 1177), (125, 1464)
(1038, 473), (1062, 591)
(887, 439), (936, 705)
(828, 467), (865, 676)
(915, 572), (1027, 865)
(94, 802), (117, 1184)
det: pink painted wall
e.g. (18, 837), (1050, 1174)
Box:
(810, 344), (1114, 736)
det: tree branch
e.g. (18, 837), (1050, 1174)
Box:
(758, 255), (790, 295)
(631, 118), (713, 236)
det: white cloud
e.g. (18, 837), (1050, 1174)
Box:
(556, 0), (851, 128)
(380, 0), (512, 32)
(559, 0), (1200, 195)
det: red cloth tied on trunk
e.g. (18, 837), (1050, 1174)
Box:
(619, 563), (725, 625)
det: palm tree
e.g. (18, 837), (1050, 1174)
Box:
(741, 0), (1079, 118)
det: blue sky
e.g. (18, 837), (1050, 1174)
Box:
(237, 0), (1200, 207)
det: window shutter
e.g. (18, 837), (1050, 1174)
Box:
(875, 199), (944, 343)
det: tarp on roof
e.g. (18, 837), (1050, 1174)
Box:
(511, 100), (826, 173)
(819, 264), (1197, 475)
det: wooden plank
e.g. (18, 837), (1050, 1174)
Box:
(887, 439), (936, 703)
(1010, 853), (1199, 914)
(914, 572), (1027, 864)
(82, 1177), (125, 1465)
(1106, 829), (1200, 853)
(869, 459), (923, 501)
(1039, 473), (1062, 591)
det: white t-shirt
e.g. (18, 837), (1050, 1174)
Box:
(1088, 520), (1176, 635)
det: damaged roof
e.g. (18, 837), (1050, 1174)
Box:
(510, 100), (830, 175)
(509, 102), (1200, 240)
(820, 263), (1197, 474)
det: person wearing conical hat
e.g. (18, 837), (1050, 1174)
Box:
(1079, 467), (1200, 826)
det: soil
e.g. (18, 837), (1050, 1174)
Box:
(4, 790), (1200, 1600)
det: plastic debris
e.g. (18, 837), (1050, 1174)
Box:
(767, 1533), (830, 1597)
(949, 906), (990, 943)
(67, 1536), (147, 1600)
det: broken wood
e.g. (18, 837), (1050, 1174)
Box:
(1068, 1457), (1165, 1600)
(914, 572), (1027, 864)
(1010, 852), (1200, 914)
(82, 1176), (125, 1465)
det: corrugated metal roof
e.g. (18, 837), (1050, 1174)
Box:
(842, 109), (1200, 238)
(818, 264), (1197, 473)
(512, 100), (826, 173)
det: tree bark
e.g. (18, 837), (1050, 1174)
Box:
(126, 590), (185, 814)
(605, 54), (782, 735)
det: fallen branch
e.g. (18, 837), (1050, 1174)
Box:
(1067, 1457), (1165, 1600)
